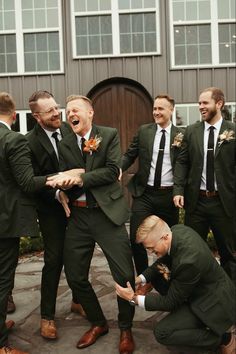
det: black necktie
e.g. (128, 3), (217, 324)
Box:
(206, 126), (215, 192)
(51, 131), (59, 147)
(154, 129), (166, 188)
(81, 137), (86, 162)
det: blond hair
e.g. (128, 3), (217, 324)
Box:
(0, 92), (15, 116)
(136, 215), (170, 243)
(66, 95), (93, 109)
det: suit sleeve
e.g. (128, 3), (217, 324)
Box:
(7, 133), (46, 193)
(122, 132), (139, 171)
(144, 263), (201, 312)
(173, 128), (190, 196)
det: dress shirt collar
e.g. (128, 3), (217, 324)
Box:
(0, 120), (11, 130)
(156, 122), (172, 134)
(43, 127), (61, 140)
(76, 128), (92, 145)
(204, 117), (223, 131)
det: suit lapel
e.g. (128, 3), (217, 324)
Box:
(196, 122), (204, 158)
(36, 125), (59, 170)
(65, 132), (85, 167)
(86, 125), (98, 171)
(147, 124), (157, 159)
(170, 125), (177, 165)
(215, 119), (228, 158)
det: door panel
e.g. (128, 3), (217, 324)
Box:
(89, 80), (153, 205)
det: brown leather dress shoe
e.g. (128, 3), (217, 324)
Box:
(135, 282), (153, 296)
(7, 295), (16, 314)
(76, 325), (109, 349)
(119, 329), (135, 354)
(0, 346), (29, 354)
(71, 301), (87, 318)
(220, 333), (236, 354)
(5, 320), (15, 330)
(40, 319), (57, 339)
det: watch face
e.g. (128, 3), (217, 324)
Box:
(129, 299), (136, 306)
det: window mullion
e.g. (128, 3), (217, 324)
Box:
(112, 0), (119, 55)
(15, 0), (24, 73)
(211, 0), (219, 65)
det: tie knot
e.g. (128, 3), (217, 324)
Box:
(52, 131), (58, 139)
(209, 126), (215, 132)
(161, 129), (166, 133)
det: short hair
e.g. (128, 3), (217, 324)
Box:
(28, 90), (54, 113)
(66, 95), (93, 109)
(200, 87), (225, 109)
(0, 92), (15, 115)
(136, 215), (170, 244)
(154, 94), (175, 108)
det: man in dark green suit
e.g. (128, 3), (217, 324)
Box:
(122, 95), (183, 276)
(0, 92), (47, 354)
(26, 90), (85, 340)
(116, 216), (236, 354)
(173, 87), (236, 281)
(46, 95), (135, 354)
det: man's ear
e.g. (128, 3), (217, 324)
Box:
(33, 112), (40, 122)
(12, 111), (17, 123)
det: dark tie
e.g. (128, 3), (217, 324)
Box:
(80, 137), (86, 162)
(154, 129), (166, 188)
(206, 126), (215, 192)
(51, 131), (59, 147)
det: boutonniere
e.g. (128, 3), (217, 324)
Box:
(156, 263), (171, 281)
(218, 130), (235, 147)
(171, 132), (184, 148)
(83, 135), (102, 155)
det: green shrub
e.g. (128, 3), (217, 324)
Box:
(19, 235), (44, 255)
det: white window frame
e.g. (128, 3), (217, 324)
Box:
(0, 0), (64, 77)
(71, 0), (161, 59)
(173, 102), (236, 127)
(169, 0), (236, 69)
(16, 109), (66, 135)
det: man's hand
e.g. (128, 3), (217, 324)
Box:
(58, 191), (70, 217)
(115, 281), (134, 301)
(135, 276), (142, 285)
(63, 168), (85, 177)
(46, 172), (84, 189)
(173, 195), (184, 208)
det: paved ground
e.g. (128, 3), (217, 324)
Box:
(8, 246), (218, 354)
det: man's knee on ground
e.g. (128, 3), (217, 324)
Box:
(153, 324), (172, 345)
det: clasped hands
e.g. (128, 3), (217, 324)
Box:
(46, 168), (85, 189)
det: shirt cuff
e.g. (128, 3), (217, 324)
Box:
(136, 295), (145, 308)
(139, 274), (147, 285)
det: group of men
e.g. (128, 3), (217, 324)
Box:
(0, 86), (235, 354)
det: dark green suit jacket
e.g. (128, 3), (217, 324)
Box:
(143, 224), (235, 336)
(0, 122), (46, 239)
(59, 124), (130, 226)
(173, 120), (236, 216)
(26, 122), (71, 213)
(122, 123), (183, 197)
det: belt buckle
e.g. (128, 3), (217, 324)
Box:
(206, 191), (211, 197)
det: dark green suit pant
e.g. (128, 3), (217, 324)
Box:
(64, 207), (135, 329)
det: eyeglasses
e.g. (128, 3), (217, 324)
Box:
(35, 104), (61, 115)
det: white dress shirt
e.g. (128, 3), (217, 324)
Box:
(43, 128), (62, 159)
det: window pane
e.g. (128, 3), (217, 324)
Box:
(217, 0), (229, 19)
(88, 16), (99, 35)
(186, 1), (198, 21)
(101, 34), (112, 53)
(131, 0), (142, 9)
(36, 33), (46, 51)
(48, 32), (59, 50)
(49, 52), (60, 69)
(219, 23), (236, 63)
(4, 11), (15, 29)
(144, 0), (155, 8)
(22, 0), (33, 9)
(4, 0), (14, 10)
(76, 17), (87, 35)
(34, 0), (46, 9)
(35, 9), (46, 27)
(187, 45), (198, 64)
(132, 14), (143, 33)
(25, 52), (36, 71)
(145, 32), (156, 51)
(24, 34), (35, 51)
(89, 35), (100, 54)
(175, 106), (187, 125)
(144, 13), (156, 32)
(87, 0), (98, 11)
(37, 52), (49, 71)
(174, 27), (185, 45)
(76, 36), (88, 55)
(120, 14), (130, 33)
(47, 8), (59, 27)
(0, 55), (6, 72)
(133, 33), (144, 52)
(6, 34), (16, 52)
(173, 2), (184, 21)
(120, 34), (131, 53)
(100, 0), (111, 10)
(47, 0), (58, 7)
(189, 106), (200, 124)
(199, 44), (211, 63)
(74, 0), (86, 12)
(199, 0), (210, 20)
(22, 10), (34, 28)
(118, 0), (129, 9)
(7, 53), (17, 72)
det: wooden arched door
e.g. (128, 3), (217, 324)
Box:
(88, 78), (153, 204)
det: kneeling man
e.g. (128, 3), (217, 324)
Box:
(116, 216), (236, 354)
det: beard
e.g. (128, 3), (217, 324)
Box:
(201, 107), (217, 123)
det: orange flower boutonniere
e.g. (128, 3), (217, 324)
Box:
(83, 135), (102, 155)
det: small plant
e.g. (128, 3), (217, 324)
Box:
(19, 235), (44, 256)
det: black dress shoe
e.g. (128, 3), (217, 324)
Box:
(76, 325), (109, 349)
(7, 295), (16, 314)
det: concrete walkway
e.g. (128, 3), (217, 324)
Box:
(8, 246), (217, 354)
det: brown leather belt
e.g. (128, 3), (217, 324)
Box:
(146, 185), (173, 191)
(72, 200), (99, 208)
(199, 190), (219, 198)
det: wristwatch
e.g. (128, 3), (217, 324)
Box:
(129, 295), (138, 306)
